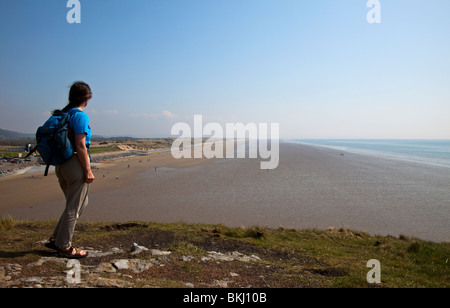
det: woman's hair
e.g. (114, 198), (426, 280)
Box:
(53, 81), (92, 115)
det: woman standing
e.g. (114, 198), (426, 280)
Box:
(46, 81), (95, 259)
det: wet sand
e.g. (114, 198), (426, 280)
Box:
(1, 143), (449, 242)
(0, 150), (207, 212)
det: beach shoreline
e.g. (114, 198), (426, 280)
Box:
(0, 142), (448, 243)
(289, 139), (450, 169)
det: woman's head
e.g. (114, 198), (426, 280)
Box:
(54, 81), (92, 115)
(68, 81), (92, 108)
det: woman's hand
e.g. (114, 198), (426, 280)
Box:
(85, 169), (95, 184)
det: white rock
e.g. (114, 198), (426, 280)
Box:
(29, 257), (68, 266)
(180, 256), (195, 262)
(94, 262), (117, 273)
(203, 251), (262, 263)
(18, 277), (42, 283)
(150, 249), (171, 256)
(213, 280), (229, 288)
(113, 259), (130, 271)
(251, 255), (261, 261)
(87, 247), (125, 258)
(112, 259), (157, 274)
(130, 243), (149, 255)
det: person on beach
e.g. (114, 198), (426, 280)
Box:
(45, 81), (95, 259)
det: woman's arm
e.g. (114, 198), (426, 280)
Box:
(74, 133), (95, 184)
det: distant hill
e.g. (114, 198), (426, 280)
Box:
(0, 128), (34, 140)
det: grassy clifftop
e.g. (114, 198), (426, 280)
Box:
(0, 217), (448, 288)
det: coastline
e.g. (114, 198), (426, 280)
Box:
(1, 142), (449, 243)
(290, 139), (450, 169)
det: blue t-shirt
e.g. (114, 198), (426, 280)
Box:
(67, 108), (91, 146)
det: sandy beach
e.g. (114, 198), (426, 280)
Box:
(1, 142), (449, 243)
(0, 149), (210, 214)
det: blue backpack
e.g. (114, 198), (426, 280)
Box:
(26, 110), (81, 176)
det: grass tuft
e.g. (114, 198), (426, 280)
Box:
(0, 215), (19, 231)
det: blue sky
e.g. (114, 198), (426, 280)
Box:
(1, 0), (449, 138)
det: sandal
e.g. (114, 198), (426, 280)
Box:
(45, 237), (58, 251)
(58, 246), (89, 259)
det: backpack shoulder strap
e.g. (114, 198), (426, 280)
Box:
(44, 164), (51, 177)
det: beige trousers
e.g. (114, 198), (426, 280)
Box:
(53, 155), (89, 249)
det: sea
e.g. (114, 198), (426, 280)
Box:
(290, 139), (450, 169)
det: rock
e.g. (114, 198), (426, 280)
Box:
(29, 257), (68, 267)
(112, 259), (157, 274)
(180, 256), (194, 262)
(213, 279), (229, 288)
(202, 251), (262, 263)
(90, 276), (132, 288)
(3, 264), (23, 277)
(130, 243), (149, 255)
(112, 259), (130, 271)
(150, 249), (171, 256)
(205, 251), (234, 262)
(1, 236), (266, 288)
(17, 277), (42, 283)
(87, 247), (124, 258)
(156, 256), (170, 264)
(250, 255), (261, 261)
(93, 262), (117, 273)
